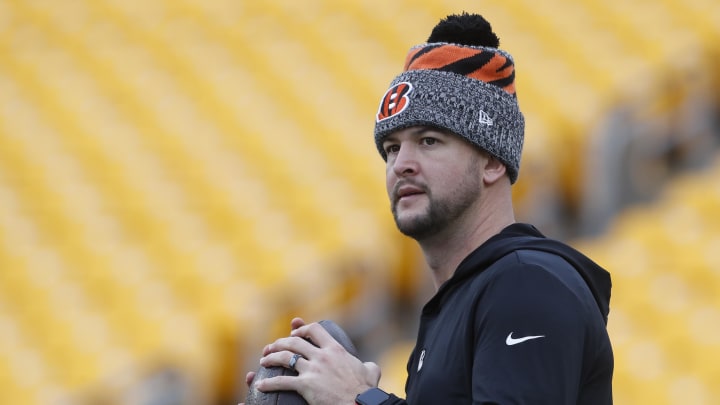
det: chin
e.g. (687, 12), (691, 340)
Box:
(394, 214), (433, 238)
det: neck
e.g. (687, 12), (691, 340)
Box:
(418, 190), (515, 290)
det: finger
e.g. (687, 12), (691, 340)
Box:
(263, 336), (317, 357)
(291, 322), (336, 349)
(260, 351), (307, 372)
(255, 374), (302, 393)
(290, 317), (306, 331)
(245, 371), (255, 387)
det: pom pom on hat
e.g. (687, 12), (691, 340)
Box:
(427, 12), (500, 48)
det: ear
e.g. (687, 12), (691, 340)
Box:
(482, 155), (507, 185)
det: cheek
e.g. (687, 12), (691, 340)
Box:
(431, 163), (476, 195)
(385, 169), (396, 197)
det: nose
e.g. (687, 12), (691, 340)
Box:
(390, 144), (419, 177)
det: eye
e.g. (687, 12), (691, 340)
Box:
(384, 143), (400, 155)
(421, 137), (438, 146)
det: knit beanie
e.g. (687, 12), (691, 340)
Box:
(374, 13), (525, 184)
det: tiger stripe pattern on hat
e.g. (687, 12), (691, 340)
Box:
(403, 43), (517, 97)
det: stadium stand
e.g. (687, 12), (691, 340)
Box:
(0, 0), (718, 404)
(577, 156), (720, 404)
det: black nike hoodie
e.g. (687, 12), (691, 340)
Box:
(380, 223), (613, 405)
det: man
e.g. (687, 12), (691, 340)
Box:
(246, 12), (613, 405)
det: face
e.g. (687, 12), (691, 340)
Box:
(382, 126), (486, 240)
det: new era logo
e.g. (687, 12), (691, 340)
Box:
(478, 110), (493, 126)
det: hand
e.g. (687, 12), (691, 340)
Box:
(255, 317), (381, 405)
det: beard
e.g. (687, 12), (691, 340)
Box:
(391, 157), (482, 241)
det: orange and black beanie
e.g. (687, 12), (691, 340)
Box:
(374, 13), (525, 184)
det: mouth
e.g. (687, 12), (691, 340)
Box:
(394, 184), (426, 204)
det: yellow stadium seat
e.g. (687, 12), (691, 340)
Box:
(1, 0), (719, 402)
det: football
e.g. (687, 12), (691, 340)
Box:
(245, 320), (359, 405)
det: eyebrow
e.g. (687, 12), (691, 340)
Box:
(410, 126), (442, 136)
(383, 126), (446, 143)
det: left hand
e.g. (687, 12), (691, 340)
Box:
(255, 318), (381, 405)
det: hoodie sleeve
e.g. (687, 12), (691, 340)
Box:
(470, 251), (605, 404)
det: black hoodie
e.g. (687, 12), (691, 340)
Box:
(381, 223), (613, 405)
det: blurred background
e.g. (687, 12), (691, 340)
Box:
(0, 0), (719, 404)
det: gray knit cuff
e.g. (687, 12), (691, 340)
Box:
(374, 69), (524, 184)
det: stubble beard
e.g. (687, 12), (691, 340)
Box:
(391, 158), (482, 241)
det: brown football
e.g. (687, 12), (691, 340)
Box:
(245, 320), (359, 405)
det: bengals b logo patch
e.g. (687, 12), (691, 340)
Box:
(376, 82), (413, 123)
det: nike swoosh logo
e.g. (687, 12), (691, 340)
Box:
(505, 332), (545, 346)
